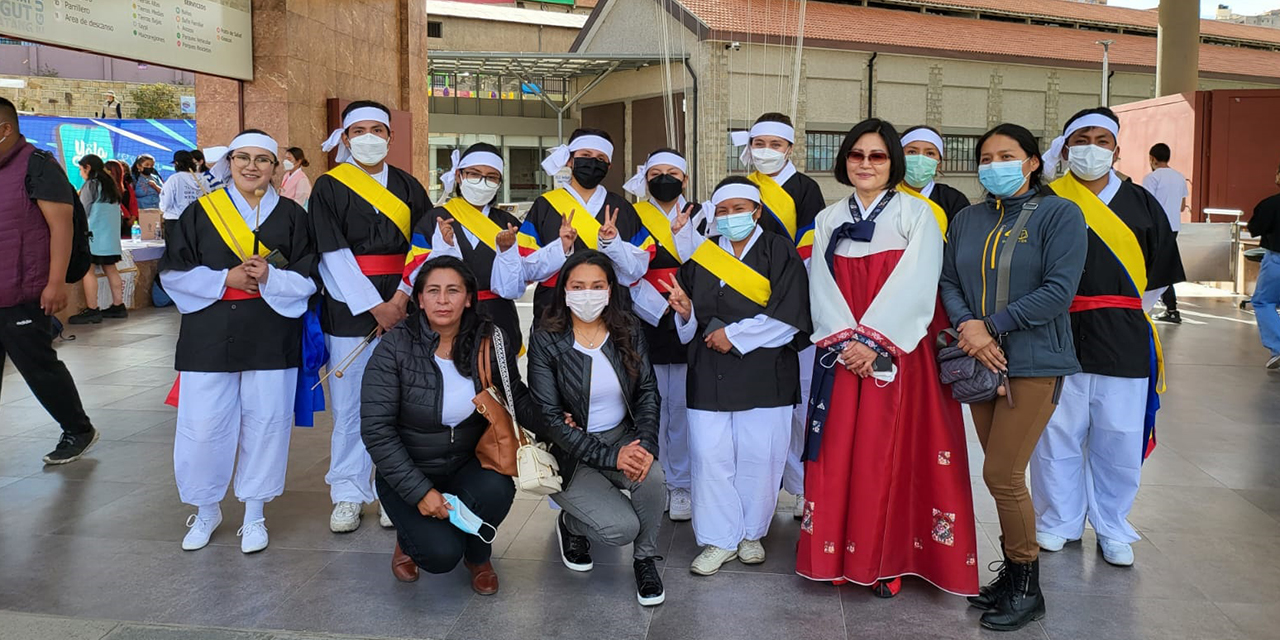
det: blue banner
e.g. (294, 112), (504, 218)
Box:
(16, 116), (198, 189)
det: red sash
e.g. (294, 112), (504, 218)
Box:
(163, 287), (265, 407)
(1069, 295), (1142, 313)
(477, 290), (499, 301)
(642, 267), (679, 291)
(355, 253), (407, 276)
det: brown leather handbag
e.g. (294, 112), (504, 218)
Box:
(474, 334), (524, 476)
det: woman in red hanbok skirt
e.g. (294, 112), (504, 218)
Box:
(796, 118), (978, 598)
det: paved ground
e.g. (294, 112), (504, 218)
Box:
(2, 290), (1279, 640)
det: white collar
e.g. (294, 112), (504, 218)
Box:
(767, 161), (797, 186)
(346, 158), (389, 187)
(649, 195), (688, 219)
(226, 185), (280, 227)
(919, 181), (936, 198)
(718, 224), (763, 259)
(1097, 170), (1122, 206)
(566, 185), (608, 216)
(851, 189), (890, 218)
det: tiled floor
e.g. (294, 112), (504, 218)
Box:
(2, 293), (1279, 640)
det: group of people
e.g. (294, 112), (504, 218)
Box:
(1, 92), (1197, 634)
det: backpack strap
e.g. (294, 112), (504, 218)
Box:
(995, 195), (1043, 312)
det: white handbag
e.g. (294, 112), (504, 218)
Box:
(492, 330), (563, 495)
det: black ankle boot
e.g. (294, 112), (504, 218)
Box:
(967, 553), (1010, 611)
(979, 559), (1045, 632)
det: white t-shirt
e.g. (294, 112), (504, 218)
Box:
(435, 355), (476, 428)
(1142, 167), (1189, 232)
(572, 337), (627, 433)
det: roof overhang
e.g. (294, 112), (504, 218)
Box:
(427, 52), (687, 79)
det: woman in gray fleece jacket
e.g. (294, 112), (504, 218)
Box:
(939, 123), (1086, 633)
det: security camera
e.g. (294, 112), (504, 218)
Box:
(725, 42), (741, 51)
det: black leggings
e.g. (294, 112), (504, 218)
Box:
(376, 458), (516, 573)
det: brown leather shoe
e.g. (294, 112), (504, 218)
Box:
(464, 560), (499, 595)
(392, 541), (419, 583)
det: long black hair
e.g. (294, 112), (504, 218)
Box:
(78, 154), (121, 204)
(540, 250), (642, 380)
(172, 150), (197, 173)
(976, 123), (1045, 192)
(130, 154), (156, 181)
(286, 146), (310, 168)
(834, 118), (906, 189)
(412, 256), (492, 379)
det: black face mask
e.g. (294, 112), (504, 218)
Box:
(646, 174), (683, 202)
(571, 156), (609, 189)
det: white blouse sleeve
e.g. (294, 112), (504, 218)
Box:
(490, 243), (529, 299)
(857, 202), (944, 354)
(160, 267), (228, 314)
(598, 237), (650, 286)
(630, 278), (669, 327)
(522, 240), (570, 283)
(674, 305), (698, 345)
(318, 249), (384, 316)
(723, 314), (799, 354)
(258, 265), (318, 319)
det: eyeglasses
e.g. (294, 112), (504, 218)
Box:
(846, 150), (890, 166)
(230, 154), (276, 168)
(460, 169), (502, 188)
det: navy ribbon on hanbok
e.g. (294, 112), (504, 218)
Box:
(823, 190), (895, 274)
(294, 300), (328, 427)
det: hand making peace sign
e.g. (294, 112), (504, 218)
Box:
(660, 275), (692, 322)
(559, 210), (579, 252)
(598, 205), (620, 242)
(672, 202), (697, 235)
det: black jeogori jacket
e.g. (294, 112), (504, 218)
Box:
(526, 324), (660, 485)
(360, 315), (542, 506)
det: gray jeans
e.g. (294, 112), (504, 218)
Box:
(553, 424), (667, 559)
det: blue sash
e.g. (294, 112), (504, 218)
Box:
(294, 302), (328, 427)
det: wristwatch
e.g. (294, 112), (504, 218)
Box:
(983, 316), (1000, 338)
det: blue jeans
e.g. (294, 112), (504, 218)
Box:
(1253, 250), (1280, 357)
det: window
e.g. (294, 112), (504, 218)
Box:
(805, 132), (844, 173)
(428, 21), (443, 38)
(942, 134), (980, 174)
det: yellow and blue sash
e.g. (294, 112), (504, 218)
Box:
(200, 189), (271, 261)
(748, 171), (815, 259)
(898, 184), (949, 238)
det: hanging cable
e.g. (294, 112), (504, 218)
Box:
(790, 0), (807, 121)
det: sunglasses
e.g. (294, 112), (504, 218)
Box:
(846, 150), (890, 165)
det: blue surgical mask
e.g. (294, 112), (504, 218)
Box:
(978, 159), (1030, 198)
(716, 211), (757, 241)
(903, 155), (939, 189)
(444, 493), (497, 543)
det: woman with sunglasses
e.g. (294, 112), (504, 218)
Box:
(796, 118), (977, 599)
(402, 143), (527, 353)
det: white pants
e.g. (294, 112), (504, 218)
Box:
(1030, 372), (1147, 544)
(175, 369), (296, 507)
(688, 406), (791, 549)
(324, 333), (380, 505)
(655, 364), (691, 491)
(784, 345), (815, 495)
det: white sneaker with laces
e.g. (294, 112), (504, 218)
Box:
(1036, 531), (1072, 552)
(690, 545), (738, 576)
(738, 539), (766, 564)
(238, 519), (269, 554)
(668, 488), (692, 522)
(182, 512), (222, 551)
(330, 501), (362, 533)
(1098, 536), (1135, 567)
(793, 493), (806, 521)
(379, 502), (394, 529)
(1267, 354), (1280, 370)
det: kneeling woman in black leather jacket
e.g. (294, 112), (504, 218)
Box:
(361, 256), (541, 595)
(527, 250), (667, 607)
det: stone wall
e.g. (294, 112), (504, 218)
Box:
(196, 0), (430, 183)
(0, 75), (190, 118)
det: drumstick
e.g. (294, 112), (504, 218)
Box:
(311, 328), (378, 390)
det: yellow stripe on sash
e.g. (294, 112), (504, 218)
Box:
(443, 198), (503, 252)
(328, 163), (411, 241)
(690, 240), (772, 308)
(634, 201), (680, 262)
(899, 185), (948, 239)
(200, 189), (270, 261)
(542, 188), (602, 250)
(1051, 172), (1165, 392)
(748, 171), (797, 241)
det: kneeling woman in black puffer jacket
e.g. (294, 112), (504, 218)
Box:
(360, 256), (541, 594)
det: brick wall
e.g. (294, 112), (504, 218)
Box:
(0, 75), (190, 118)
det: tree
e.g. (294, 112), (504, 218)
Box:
(129, 83), (182, 119)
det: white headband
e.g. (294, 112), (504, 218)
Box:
(321, 106), (392, 163)
(623, 152), (689, 198)
(730, 121), (796, 165)
(1043, 113), (1120, 177)
(229, 132), (279, 158)
(206, 133), (279, 185)
(901, 129), (945, 157)
(541, 135), (615, 175)
(440, 149), (505, 194)
(699, 183), (762, 234)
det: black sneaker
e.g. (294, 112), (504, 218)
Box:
(42, 429), (100, 465)
(1154, 310), (1181, 324)
(556, 512), (593, 572)
(634, 556), (665, 606)
(101, 304), (128, 319)
(67, 308), (103, 325)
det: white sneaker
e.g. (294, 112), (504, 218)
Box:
(330, 501), (362, 533)
(690, 545), (738, 576)
(738, 539), (766, 564)
(668, 488), (692, 522)
(1036, 531), (1072, 552)
(1267, 354), (1280, 370)
(238, 518), (269, 554)
(379, 502), (394, 529)
(792, 493), (806, 521)
(1098, 537), (1135, 567)
(182, 512), (222, 551)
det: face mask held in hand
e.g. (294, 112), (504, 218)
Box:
(1067, 144), (1115, 182)
(716, 211), (757, 242)
(978, 159), (1030, 198)
(349, 133), (389, 166)
(572, 157), (609, 190)
(443, 493), (497, 544)
(903, 155), (939, 190)
(565, 289), (610, 323)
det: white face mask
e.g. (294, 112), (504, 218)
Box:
(750, 147), (788, 174)
(460, 176), (500, 207)
(1067, 144), (1115, 181)
(349, 133), (390, 166)
(282, 160), (295, 171)
(565, 289), (610, 323)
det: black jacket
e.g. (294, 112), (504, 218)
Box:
(526, 323), (660, 485)
(360, 315), (542, 506)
